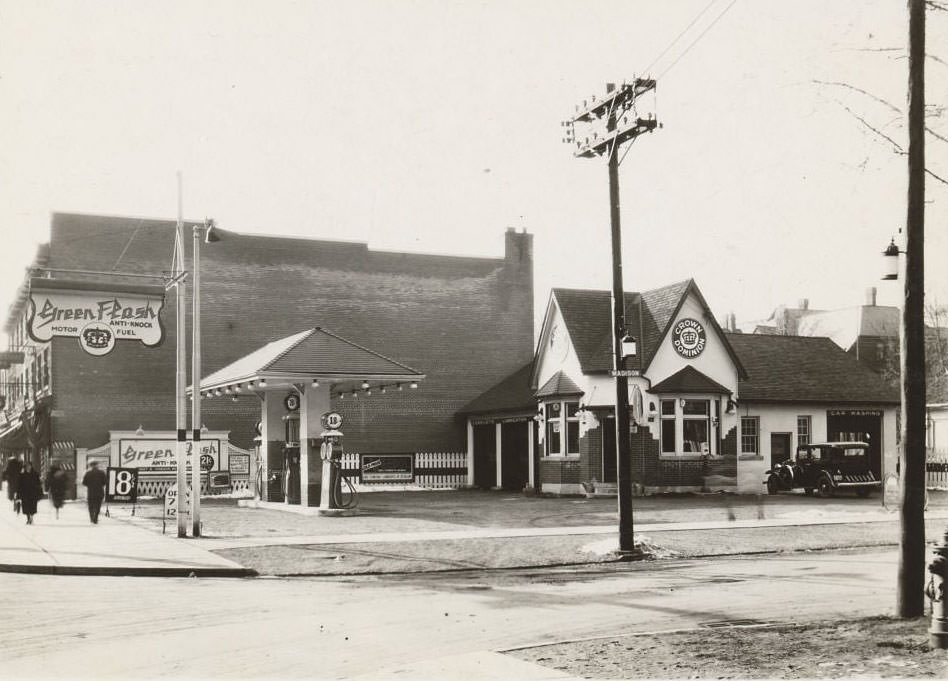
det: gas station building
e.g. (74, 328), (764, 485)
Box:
(0, 212), (900, 503)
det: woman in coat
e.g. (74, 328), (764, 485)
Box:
(17, 461), (42, 524)
(2, 455), (22, 510)
(47, 464), (68, 519)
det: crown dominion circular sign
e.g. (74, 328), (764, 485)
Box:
(672, 318), (706, 358)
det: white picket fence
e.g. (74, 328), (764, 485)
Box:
(340, 451), (468, 490)
(928, 450), (948, 490)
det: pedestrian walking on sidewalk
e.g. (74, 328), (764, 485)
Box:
(2, 455), (22, 512)
(46, 464), (67, 519)
(18, 461), (42, 525)
(82, 460), (106, 524)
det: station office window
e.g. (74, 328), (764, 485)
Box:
(797, 416), (811, 447)
(544, 400), (579, 456)
(661, 398), (711, 455)
(741, 416), (760, 454)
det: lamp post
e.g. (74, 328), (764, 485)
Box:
(190, 218), (219, 538)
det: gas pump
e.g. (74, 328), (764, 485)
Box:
(284, 444), (301, 504)
(318, 411), (354, 512)
(283, 410), (301, 504)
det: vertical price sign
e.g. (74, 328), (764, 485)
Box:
(106, 467), (139, 503)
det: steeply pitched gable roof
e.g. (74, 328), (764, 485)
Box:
(725, 333), (899, 404)
(550, 279), (746, 378)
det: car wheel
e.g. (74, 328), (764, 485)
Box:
(766, 475), (781, 495)
(818, 477), (834, 498)
(856, 487), (872, 498)
(804, 488), (814, 496)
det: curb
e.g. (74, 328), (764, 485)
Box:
(0, 563), (258, 578)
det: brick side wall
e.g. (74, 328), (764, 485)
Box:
(710, 426), (738, 478)
(630, 429), (660, 486)
(539, 458), (583, 485)
(44, 215), (534, 452)
(579, 428), (603, 483)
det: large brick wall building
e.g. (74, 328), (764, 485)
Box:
(1, 213), (534, 474)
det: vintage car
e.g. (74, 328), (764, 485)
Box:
(765, 441), (881, 498)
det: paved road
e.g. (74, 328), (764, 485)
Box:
(1, 548), (901, 680)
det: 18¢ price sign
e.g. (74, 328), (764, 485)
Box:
(106, 467), (139, 503)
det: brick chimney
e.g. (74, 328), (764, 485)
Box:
(865, 287), (877, 306)
(505, 227), (533, 267)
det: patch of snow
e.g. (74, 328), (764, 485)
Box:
(580, 538), (618, 555)
(579, 535), (680, 559)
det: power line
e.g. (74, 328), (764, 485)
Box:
(657, 0), (740, 80)
(643, 0), (721, 75)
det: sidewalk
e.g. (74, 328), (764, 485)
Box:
(0, 498), (254, 577)
(2, 491), (947, 578)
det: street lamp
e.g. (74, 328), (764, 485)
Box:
(882, 237), (901, 281)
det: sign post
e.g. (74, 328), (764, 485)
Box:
(106, 467), (139, 517)
(163, 483), (192, 534)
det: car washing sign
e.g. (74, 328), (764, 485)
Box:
(27, 278), (165, 356)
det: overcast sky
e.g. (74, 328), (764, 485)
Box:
(1, 0), (946, 342)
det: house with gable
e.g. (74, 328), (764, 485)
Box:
(462, 279), (900, 496)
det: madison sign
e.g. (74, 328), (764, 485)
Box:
(28, 279), (166, 356)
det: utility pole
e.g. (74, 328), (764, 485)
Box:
(897, 0), (926, 619)
(564, 80), (658, 556)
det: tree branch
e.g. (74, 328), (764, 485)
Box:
(928, 126), (948, 145)
(813, 79), (902, 114)
(836, 100), (905, 152)
(926, 167), (948, 187)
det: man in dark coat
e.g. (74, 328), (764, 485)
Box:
(82, 460), (107, 524)
(18, 461), (42, 524)
(2, 455), (22, 511)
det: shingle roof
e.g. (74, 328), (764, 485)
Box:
(725, 333), (899, 404)
(552, 279), (745, 377)
(535, 371), (583, 398)
(198, 327), (424, 391)
(457, 362), (535, 415)
(651, 366), (732, 394)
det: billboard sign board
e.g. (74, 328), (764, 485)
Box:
(360, 454), (413, 482)
(118, 439), (220, 472)
(27, 279), (166, 356)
